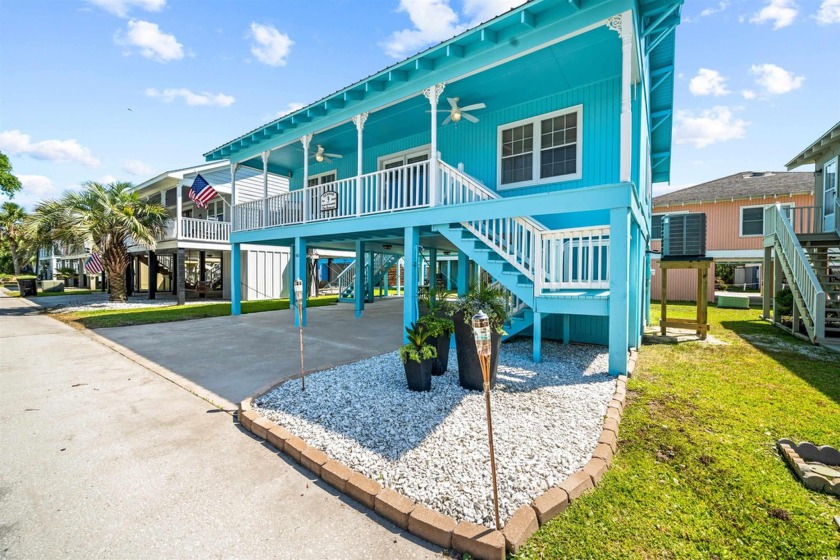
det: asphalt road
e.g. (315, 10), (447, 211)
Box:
(0, 295), (439, 559)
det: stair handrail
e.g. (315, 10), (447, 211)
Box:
(765, 204), (826, 340)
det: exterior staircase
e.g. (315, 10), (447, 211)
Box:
(764, 205), (839, 343)
(331, 253), (400, 303)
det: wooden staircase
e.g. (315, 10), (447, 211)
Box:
(798, 233), (840, 340)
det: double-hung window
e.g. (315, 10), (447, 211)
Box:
(498, 105), (582, 189)
(740, 204), (793, 236)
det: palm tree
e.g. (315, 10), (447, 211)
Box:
(29, 181), (168, 301)
(0, 202), (28, 276)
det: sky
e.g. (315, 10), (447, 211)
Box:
(0, 0), (838, 209)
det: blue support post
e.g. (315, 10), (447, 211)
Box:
(294, 237), (307, 327)
(383, 259), (390, 297)
(231, 243), (241, 316)
(609, 207), (631, 375)
(403, 227), (419, 342)
(446, 259), (452, 291)
(355, 240), (365, 317)
(629, 223), (641, 348)
(562, 314), (570, 345)
(645, 251), (652, 327)
(533, 311), (542, 362)
(429, 248), (437, 306)
(366, 251), (374, 303)
(457, 251), (469, 296)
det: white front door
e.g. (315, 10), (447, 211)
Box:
(823, 158), (837, 233)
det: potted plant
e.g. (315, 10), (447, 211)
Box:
(418, 311), (454, 376)
(451, 283), (509, 390)
(399, 322), (437, 392)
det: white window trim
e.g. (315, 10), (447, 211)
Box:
(308, 170), (338, 186)
(496, 104), (583, 191)
(739, 203), (794, 238)
(823, 156), (837, 217)
(651, 211), (688, 240)
(377, 144), (431, 170)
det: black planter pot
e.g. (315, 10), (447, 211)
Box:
(403, 357), (434, 391)
(453, 311), (501, 391)
(428, 333), (451, 376)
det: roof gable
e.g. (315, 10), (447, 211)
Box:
(653, 171), (814, 206)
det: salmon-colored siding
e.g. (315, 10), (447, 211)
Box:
(650, 192), (814, 302)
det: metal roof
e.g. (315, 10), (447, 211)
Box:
(653, 171), (813, 206)
(786, 121), (840, 169)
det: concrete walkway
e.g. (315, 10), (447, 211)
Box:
(93, 298), (405, 409)
(0, 295), (438, 559)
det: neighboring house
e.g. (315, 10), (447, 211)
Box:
(200, 0), (684, 375)
(129, 162), (292, 301)
(764, 122), (840, 344)
(37, 245), (99, 287)
(651, 171), (815, 302)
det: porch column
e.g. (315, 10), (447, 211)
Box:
(231, 243), (241, 315)
(629, 223), (641, 348)
(261, 150), (270, 227)
(397, 258), (402, 296)
(51, 254), (57, 280)
(354, 241), (365, 318)
(176, 248), (186, 306)
(126, 260), (134, 297)
(422, 83), (445, 207)
(294, 237), (307, 327)
(199, 250), (206, 299)
(762, 247), (772, 319)
(352, 113), (368, 217)
(429, 248), (437, 305)
(773, 250), (783, 324)
(230, 162), (239, 231)
(366, 251), (374, 303)
(148, 250), (157, 300)
(175, 183), (183, 239)
(301, 134), (313, 222)
(404, 226), (420, 342)
(446, 259), (452, 291)
(101, 271), (106, 292)
(609, 11), (633, 183)
(608, 207), (630, 375)
(533, 311), (542, 362)
(171, 255), (177, 295)
(457, 251), (469, 296)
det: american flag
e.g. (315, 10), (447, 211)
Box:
(188, 174), (217, 208)
(84, 252), (104, 274)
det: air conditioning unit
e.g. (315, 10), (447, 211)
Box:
(662, 213), (706, 258)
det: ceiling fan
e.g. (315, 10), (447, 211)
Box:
(441, 97), (486, 125)
(310, 144), (343, 163)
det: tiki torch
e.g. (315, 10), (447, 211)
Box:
(472, 310), (500, 530)
(294, 277), (306, 391)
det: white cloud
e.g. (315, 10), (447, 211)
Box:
(249, 23), (293, 67)
(123, 160), (153, 176)
(741, 89), (757, 99)
(276, 102), (305, 118)
(816, 0), (840, 24)
(86, 0), (165, 17)
(689, 68), (730, 96)
(750, 63), (804, 94)
(100, 174), (120, 184)
(700, 1), (730, 17)
(381, 0), (526, 59)
(750, 0), (798, 29)
(674, 106), (749, 148)
(0, 130), (100, 167)
(115, 19), (184, 62)
(462, 0), (528, 25)
(145, 87), (235, 107)
(14, 175), (61, 209)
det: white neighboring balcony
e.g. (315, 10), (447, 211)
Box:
(159, 216), (232, 243)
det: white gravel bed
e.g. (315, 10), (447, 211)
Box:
(52, 298), (228, 314)
(255, 339), (615, 526)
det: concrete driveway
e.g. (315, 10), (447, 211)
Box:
(0, 295), (439, 559)
(93, 298), (405, 409)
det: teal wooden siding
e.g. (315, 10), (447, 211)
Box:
(289, 76), (621, 198)
(521, 314), (609, 346)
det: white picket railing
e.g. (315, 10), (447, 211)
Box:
(540, 227), (611, 290)
(360, 161), (430, 214)
(764, 204), (825, 341)
(782, 205), (821, 235)
(180, 217), (230, 242)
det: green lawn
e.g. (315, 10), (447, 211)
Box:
(518, 304), (840, 559)
(54, 295), (338, 329)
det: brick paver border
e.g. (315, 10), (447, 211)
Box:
(237, 352), (635, 559)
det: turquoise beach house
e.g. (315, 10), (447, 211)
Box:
(203, 0), (683, 375)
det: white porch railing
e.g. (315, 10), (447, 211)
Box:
(764, 204), (825, 341)
(157, 217), (231, 243)
(540, 227), (611, 290)
(783, 205), (821, 235)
